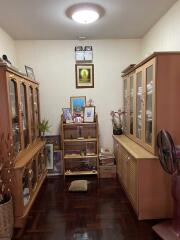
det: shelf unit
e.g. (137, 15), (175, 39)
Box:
(0, 63), (47, 228)
(61, 115), (99, 177)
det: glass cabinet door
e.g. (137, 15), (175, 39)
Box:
(136, 71), (143, 140)
(129, 75), (134, 136)
(29, 86), (35, 141)
(31, 158), (37, 190)
(22, 168), (30, 206)
(145, 64), (153, 146)
(20, 83), (29, 147)
(34, 88), (40, 138)
(9, 79), (21, 153)
(123, 78), (128, 134)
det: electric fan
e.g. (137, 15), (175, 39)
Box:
(153, 130), (180, 240)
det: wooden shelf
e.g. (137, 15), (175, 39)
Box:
(61, 114), (99, 177)
(65, 170), (98, 176)
(64, 138), (97, 142)
(63, 122), (96, 126)
(15, 139), (46, 169)
(64, 154), (98, 159)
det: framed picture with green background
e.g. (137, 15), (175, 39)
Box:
(75, 64), (94, 88)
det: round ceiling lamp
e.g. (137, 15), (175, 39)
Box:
(66, 3), (104, 24)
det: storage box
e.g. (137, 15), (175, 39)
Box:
(99, 165), (116, 178)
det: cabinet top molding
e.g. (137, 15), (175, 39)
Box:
(0, 62), (39, 84)
(113, 135), (157, 160)
(121, 51), (180, 77)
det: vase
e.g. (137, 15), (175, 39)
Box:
(113, 128), (123, 135)
(0, 195), (14, 240)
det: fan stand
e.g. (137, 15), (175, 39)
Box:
(153, 174), (180, 240)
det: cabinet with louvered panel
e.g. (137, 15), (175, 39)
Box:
(114, 135), (172, 220)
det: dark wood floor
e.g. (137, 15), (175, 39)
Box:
(13, 176), (162, 240)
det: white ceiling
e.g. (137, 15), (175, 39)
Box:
(0, 0), (177, 40)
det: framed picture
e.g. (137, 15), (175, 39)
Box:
(44, 135), (60, 150)
(62, 108), (73, 123)
(84, 106), (95, 122)
(70, 96), (86, 116)
(75, 64), (94, 88)
(25, 65), (35, 80)
(45, 144), (54, 170)
(53, 151), (62, 174)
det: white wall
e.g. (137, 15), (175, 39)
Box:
(15, 39), (141, 149)
(0, 27), (16, 64)
(141, 0), (180, 58)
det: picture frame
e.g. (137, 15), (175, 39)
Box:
(25, 65), (35, 80)
(70, 96), (86, 116)
(53, 151), (62, 174)
(44, 135), (60, 150)
(84, 106), (95, 123)
(75, 64), (94, 88)
(62, 108), (73, 123)
(45, 143), (54, 170)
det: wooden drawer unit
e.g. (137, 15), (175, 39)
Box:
(113, 135), (172, 220)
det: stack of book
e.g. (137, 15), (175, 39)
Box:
(99, 148), (116, 178)
(99, 148), (115, 166)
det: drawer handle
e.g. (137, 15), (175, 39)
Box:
(126, 156), (131, 163)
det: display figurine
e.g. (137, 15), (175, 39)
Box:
(2, 54), (11, 65)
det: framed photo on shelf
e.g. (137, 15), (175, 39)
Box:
(45, 143), (54, 170)
(70, 96), (86, 116)
(75, 64), (94, 88)
(84, 106), (95, 122)
(25, 65), (35, 80)
(62, 108), (73, 123)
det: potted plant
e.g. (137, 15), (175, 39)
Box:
(38, 119), (51, 139)
(0, 134), (14, 239)
(110, 109), (124, 135)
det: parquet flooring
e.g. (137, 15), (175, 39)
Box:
(13, 176), (161, 240)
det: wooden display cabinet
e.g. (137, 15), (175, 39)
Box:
(0, 63), (47, 228)
(61, 115), (99, 176)
(122, 52), (180, 154)
(116, 52), (180, 220)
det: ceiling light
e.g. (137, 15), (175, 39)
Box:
(72, 9), (99, 24)
(66, 3), (104, 25)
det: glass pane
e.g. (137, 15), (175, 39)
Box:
(41, 148), (46, 171)
(130, 76), (134, 135)
(136, 72), (142, 139)
(29, 87), (35, 141)
(22, 168), (30, 206)
(34, 88), (40, 138)
(37, 154), (42, 178)
(31, 159), (37, 189)
(145, 65), (153, 145)
(9, 80), (21, 153)
(123, 79), (128, 134)
(20, 84), (29, 147)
